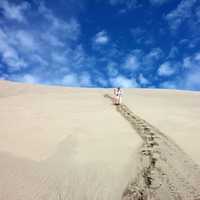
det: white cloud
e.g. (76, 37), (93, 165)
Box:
(160, 81), (177, 89)
(31, 54), (48, 66)
(183, 53), (200, 69)
(138, 74), (150, 85)
(42, 33), (64, 47)
(183, 57), (193, 69)
(16, 30), (37, 50)
(165, 0), (197, 30)
(38, 2), (80, 42)
(158, 62), (175, 76)
(0, 1), (86, 84)
(62, 73), (79, 86)
(96, 76), (108, 87)
(0, 29), (27, 71)
(0, 0), (30, 22)
(4, 56), (27, 72)
(194, 52), (200, 61)
(71, 45), (87, 67)
(143, 48), (163, 67)
(79, 72), (92, 87)
(110, 75), (139, 88)
(62, 72), (93, 87)
(93, 31), (109, 45)
(51, 52), (67, 64)
(22, 74), (38, 84)
(177, 52), (200, 90)
(184, 70), (200, 90)
(10, 74), (38, 84)
(0, 72), (8, 80)
(123, 54), (140, 71)
(107, 62), (118, 77)
(146, 48), (163, 60)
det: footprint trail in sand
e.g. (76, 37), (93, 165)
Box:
(105, 94), (200, 200)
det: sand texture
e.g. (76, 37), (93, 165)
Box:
(0, 80), (200, 200)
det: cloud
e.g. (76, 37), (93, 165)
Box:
(15, 30), (37, 51)
(195, 52), (200, 61)
(123, 53), (141, 71)
(179, 37), (200, 49)
(93, 31), (109, 45)
(0, 1), (90, 86)
(62, 73), (79, 86)
(165, 53), (200, 90)
(96, 76), (108, 87)
(21, 74), (38, 84)
(107, 62), (119, 77)
(165, 0), (197, 31)
(79, 72), (93, 87)
(0, 0), (30, 23)
(183, 57), (193, 69)
(31, 54), (48, 66)
(51, 52), (67, 64)
(0, 71), (8, 80)
(146, 48), (163, 60)
(10, 74), (39, 84)
(138, 73), (150, 85)
(0, 29), (27, 71)
(160, 52), (200, 90)
(183, 69), (200, 90)
(160, 81), (177, 89)
(143, 48), (163, 67)
(183, 52), (200, 69)
(62, 72), (93, 87)
(0, 29), (35, 71)
(38, 2), (80, 41)
(158, 62), (175, 76)
(110, 75), (139, 88)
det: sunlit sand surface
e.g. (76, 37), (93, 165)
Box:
(0, 80), (200, 199)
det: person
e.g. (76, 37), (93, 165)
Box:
(113, 87), (122, 105)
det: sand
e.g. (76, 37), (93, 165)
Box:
(0, 80), (200, 199)
(123, 89), (200, 165)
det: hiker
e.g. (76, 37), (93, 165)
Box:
(114, 87), (122, 105)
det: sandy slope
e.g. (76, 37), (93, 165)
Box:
(0, 80), (200, 199)
(0, 80), (141, 200)
(123, 89), (200, 165)
(111, 101), (200, 199)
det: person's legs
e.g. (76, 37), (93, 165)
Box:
(119, 96), (122, 104)
(116, 96), (120, 105)
(113, 96), (116, 105)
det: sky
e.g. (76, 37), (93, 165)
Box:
(0, 0), (200, 90)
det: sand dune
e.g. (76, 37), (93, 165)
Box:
(0, 80), (200, 199)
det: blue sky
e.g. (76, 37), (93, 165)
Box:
(0, 0), (200, 90)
